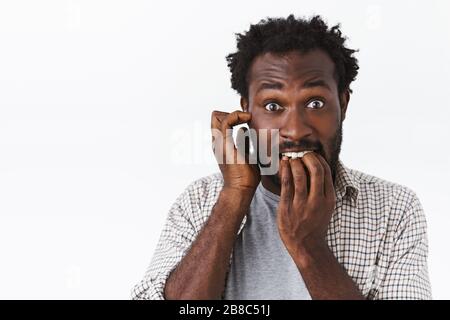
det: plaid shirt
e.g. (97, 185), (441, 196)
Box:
(131, 159), (432, 300)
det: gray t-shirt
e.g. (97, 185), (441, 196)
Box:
(223, 182), (311, 300)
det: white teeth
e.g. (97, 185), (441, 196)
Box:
(281, 151), (313, 159)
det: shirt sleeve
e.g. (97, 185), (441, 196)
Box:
(372, 189), (432, 300)
(131, 182), (201, 300)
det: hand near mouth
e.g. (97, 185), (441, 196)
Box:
(275, 152), (365, 300)
(276, 151), (336, 257)
(211, 110), (261, 194)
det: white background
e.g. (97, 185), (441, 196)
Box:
(0, 0), (449, 299)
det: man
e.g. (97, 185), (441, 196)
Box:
(132, 14), (431, 300)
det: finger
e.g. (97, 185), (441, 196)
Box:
(236, 126), (250, 164)
(279, 156), (294, 208)
(315, 153), (335, 197)
(212, 110), (229, 115)
(211, 111), (230, 163)
(221, 111), (252, 139)
(210, 110), (229, 128)
(211, 111), (224, 131)
(301, 152), (325, 197)
(289, 158), (307, 202)
(221, 111), (251, 163)
(211, 110), (228, 143)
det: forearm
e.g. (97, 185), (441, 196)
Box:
(293, 240), (365, 300)
(164, 187), (254, 300)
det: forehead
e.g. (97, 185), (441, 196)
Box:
(247, 49), (336, 91)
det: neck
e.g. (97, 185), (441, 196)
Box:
(261, 175), (281, 196)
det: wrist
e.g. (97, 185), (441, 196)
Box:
(292, 237), (330, 267)
(221, 185), (256, 202)
(210, 186), (255, 232)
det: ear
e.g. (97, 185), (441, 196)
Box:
(240, 96), (249, 112)
(339, 89), (350, 122)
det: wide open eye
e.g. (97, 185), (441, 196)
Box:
(264, 102), (283, 112)
(306, 99), (324, 109)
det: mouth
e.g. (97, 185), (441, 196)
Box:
(278, 150), (314, 159)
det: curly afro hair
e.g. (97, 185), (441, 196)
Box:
(226, 14), (359, 99)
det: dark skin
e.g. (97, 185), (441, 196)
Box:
(164, 49), (364, 300)
(244, 49), (345, 193)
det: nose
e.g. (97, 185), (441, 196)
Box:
(279, 108), (313, 142)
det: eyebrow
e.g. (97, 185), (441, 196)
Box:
(255, 78), (331, 94)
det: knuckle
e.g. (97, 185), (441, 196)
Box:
(291, 159), (303, 172)
(221, 120), (229, 131)
(296, 187), (307, 197)
(211, 110), (220, 118)
(292, 175), (302, 184)
(310, 164), (323, 175)
(281, 176), (291, 186)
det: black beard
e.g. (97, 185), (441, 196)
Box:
(260, 122), (343, 188)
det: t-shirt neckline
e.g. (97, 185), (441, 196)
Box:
(257, 181), (280, 202)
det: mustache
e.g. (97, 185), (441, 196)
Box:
(279, 140), (323, 153)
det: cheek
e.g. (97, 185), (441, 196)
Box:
(248, 128), (280, 163)
(249, 108), (281, 130)
(309, 109), (340, 136)
(248, 113), (281, 144)
(320, 124), (342, 163)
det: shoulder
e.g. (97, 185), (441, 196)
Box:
(350, 167), (421, 208)
(171, 172), (224, 231)
(347, 167), (425, 231)
(182, 172), (224, 203)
